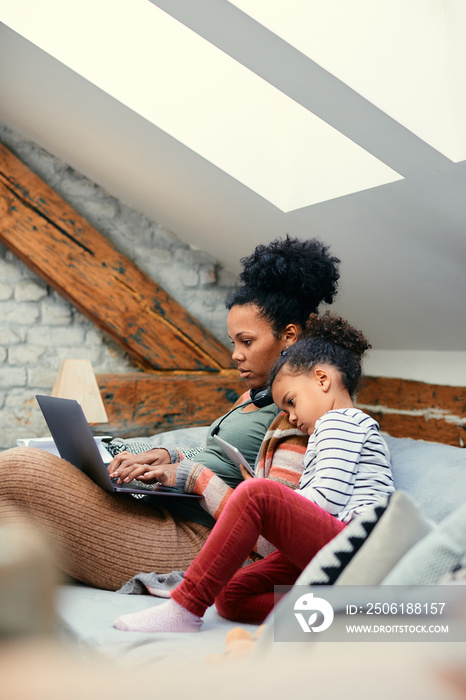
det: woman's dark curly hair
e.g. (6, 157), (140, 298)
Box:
(268, 312), (371, 397)
(226, 236), (340, 337)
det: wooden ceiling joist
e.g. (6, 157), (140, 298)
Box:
(95, 371), (245, 437)
(0, 143), (235, 372)
(357, 376), (466, 447)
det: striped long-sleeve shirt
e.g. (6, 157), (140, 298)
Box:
(298, 408), (394, 523)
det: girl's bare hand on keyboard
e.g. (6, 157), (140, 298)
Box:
(137, 463), (179, 487)
(107, 448), (171, 483)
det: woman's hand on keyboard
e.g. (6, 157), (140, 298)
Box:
(137, 463), (179, 487)
(107, 448), (171, 484)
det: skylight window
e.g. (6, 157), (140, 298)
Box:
(0, 0), (403, 211)
(229, 0), (466, 163)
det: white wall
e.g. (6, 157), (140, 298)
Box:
(365, 350), (466, 386)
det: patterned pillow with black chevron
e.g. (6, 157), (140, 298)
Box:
(295, 490), (433, 586)
(296, 499), (390, 586)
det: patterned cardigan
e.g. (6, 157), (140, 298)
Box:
(175, 412), (309, 556)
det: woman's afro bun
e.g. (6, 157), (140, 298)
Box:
(226, 236), (340, 334)
(239, 235), (340, 308)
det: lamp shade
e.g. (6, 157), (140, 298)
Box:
(51, 359), (108, 424)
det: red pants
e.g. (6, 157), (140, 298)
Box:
(171, 479), (346, 624)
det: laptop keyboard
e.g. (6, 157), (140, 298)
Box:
(111, 477), (160, 492)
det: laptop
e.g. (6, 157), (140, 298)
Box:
(36, 395), (200, 498)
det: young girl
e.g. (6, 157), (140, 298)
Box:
(114, 313), (394, 632)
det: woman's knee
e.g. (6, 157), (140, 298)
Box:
(0, 447), (22, 465)
(0, 448), (76, 500)
(0, 447), (42, 467)
(0, 448), (29, 486)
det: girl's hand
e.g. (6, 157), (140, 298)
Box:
(107, 448), (171, 483)
(137, 463), (180, 487)
(239, 464), (254, 481)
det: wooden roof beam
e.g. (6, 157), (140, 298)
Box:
(0, 143), (235, 372)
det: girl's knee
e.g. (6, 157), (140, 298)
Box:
(235, 478), (284, 502)
(231, 478), (260, 502)
(229, 479), (270, 512)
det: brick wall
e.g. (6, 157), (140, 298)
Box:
(0, 122), (238, 449)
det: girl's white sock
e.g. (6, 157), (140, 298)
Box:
(113, 597), (203, 633)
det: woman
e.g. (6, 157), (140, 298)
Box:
(0, 236), (339, 590)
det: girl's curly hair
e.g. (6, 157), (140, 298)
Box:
(269, 312), (371, 397)
(226, 236), (340, 336)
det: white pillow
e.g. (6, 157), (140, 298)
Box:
(382, 500), (466, 584)
(296, 491), (432, 586)
(385, 435), (466, 524)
